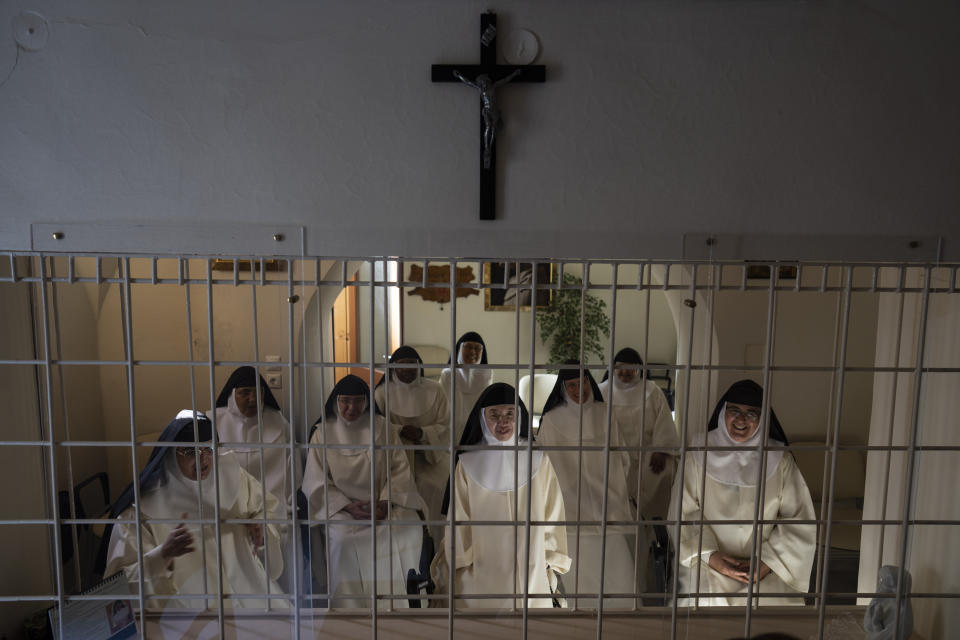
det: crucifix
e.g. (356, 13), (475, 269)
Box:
(432, 13), (545, 220)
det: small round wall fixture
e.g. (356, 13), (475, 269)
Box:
(502, 29), (539, 66)
(13, 11), (50, 52)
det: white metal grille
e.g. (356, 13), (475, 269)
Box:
(1, 253), (957, 640)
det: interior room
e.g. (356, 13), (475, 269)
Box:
(2, 2), (958, 639)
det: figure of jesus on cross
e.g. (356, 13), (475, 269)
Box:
(432, 13), (546, 220)
(452, 69), (521, 169)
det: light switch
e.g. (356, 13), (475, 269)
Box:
(264, 355), (282, 373)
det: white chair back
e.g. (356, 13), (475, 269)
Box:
(518, 373), (558, 416)
(408, 344), (450, 379)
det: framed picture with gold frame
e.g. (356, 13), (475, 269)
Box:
(483, 262), (554, 311)
(210, 259), (287, 272)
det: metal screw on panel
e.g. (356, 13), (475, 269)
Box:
(287, 295), (300, 304)
(683, 299), (697, 308)
(908, 240), (920, 249)
(273, 233), (284, 242)
(705, 237), (717, 246)
(52, 232), (64, 240)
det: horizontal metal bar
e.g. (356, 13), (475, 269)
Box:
(5, 358), (960, 376)
(7, 517), (959, 528)
(10, 592), (959, 604)
(3, 440), (958, 455)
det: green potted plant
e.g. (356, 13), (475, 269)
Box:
(537, 273), (611, 365)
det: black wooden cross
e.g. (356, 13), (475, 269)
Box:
(432, 13), (545, 220)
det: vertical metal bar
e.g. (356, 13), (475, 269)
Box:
(286, 259), (303, 634)
(743, 264), (779, 634)
(527, 258), (539, 605)
(367, 260), (378, 637)
(117, 257), (147, 635)
(37, 256), (68, 640)
(670, 264), (699, 638)
(447, 259), (457, 638)
(302, 260), (316, 618)
(571, 262), (587, 611)
(813, 284), (845, 602)
(521, 260), (537, 640)
(692, 263), (719, 606)
(512, 261), (521, 615)
(595, 263), (618, 640)
(876, 288), (906, 580)
(382, 260), (394, 613)
(892, 266), (932, 639)
(182, 265), (210, 601)
(47, 258), (83, 592)
(204, 259), (226, 635)
(318, 265), (332, 608)
(815, 266), (855, 638)
(249, 276), (273, 610)
(633, 261), (654, 610)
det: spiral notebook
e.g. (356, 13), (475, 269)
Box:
(48, 572), (138, 640)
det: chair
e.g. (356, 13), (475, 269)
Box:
(407, 344), (450, 380)
(405, 508), (436, 607)
(643, 363), (675, 411)
(405, 528), (436, 607)
(648, 517), (674, 606)
(793, 443), (866, 604)
(62, 472), (111, 590)
(518, 373), (558, 418)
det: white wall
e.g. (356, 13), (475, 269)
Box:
(708, 272), (879, 444)
(860, 267), (960, 639)
(0, 259), (54, 639)
(401, 262), (678, 381)
(91, 258), (312, 497)
(1, 1), (958, 260)
(43, 259), (109, 489)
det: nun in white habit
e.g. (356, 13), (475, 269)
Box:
(210, 366), (298, 514)
(375, 346), (450, 537)
(670, 380), (816, 606)
(210, 367), (301, 593)
(103, 411), (286, 610)
(302, 375), (426, 609)
(597, 348), (680, 519)
(430, 383), (570, 609)
(439, 332), (493, 444)
(537, 361), (638, 609)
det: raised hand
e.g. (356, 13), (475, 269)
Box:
(160, 513), (195, 569)
(246, 523), (265, 549)
(649, 452), (668, 474)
